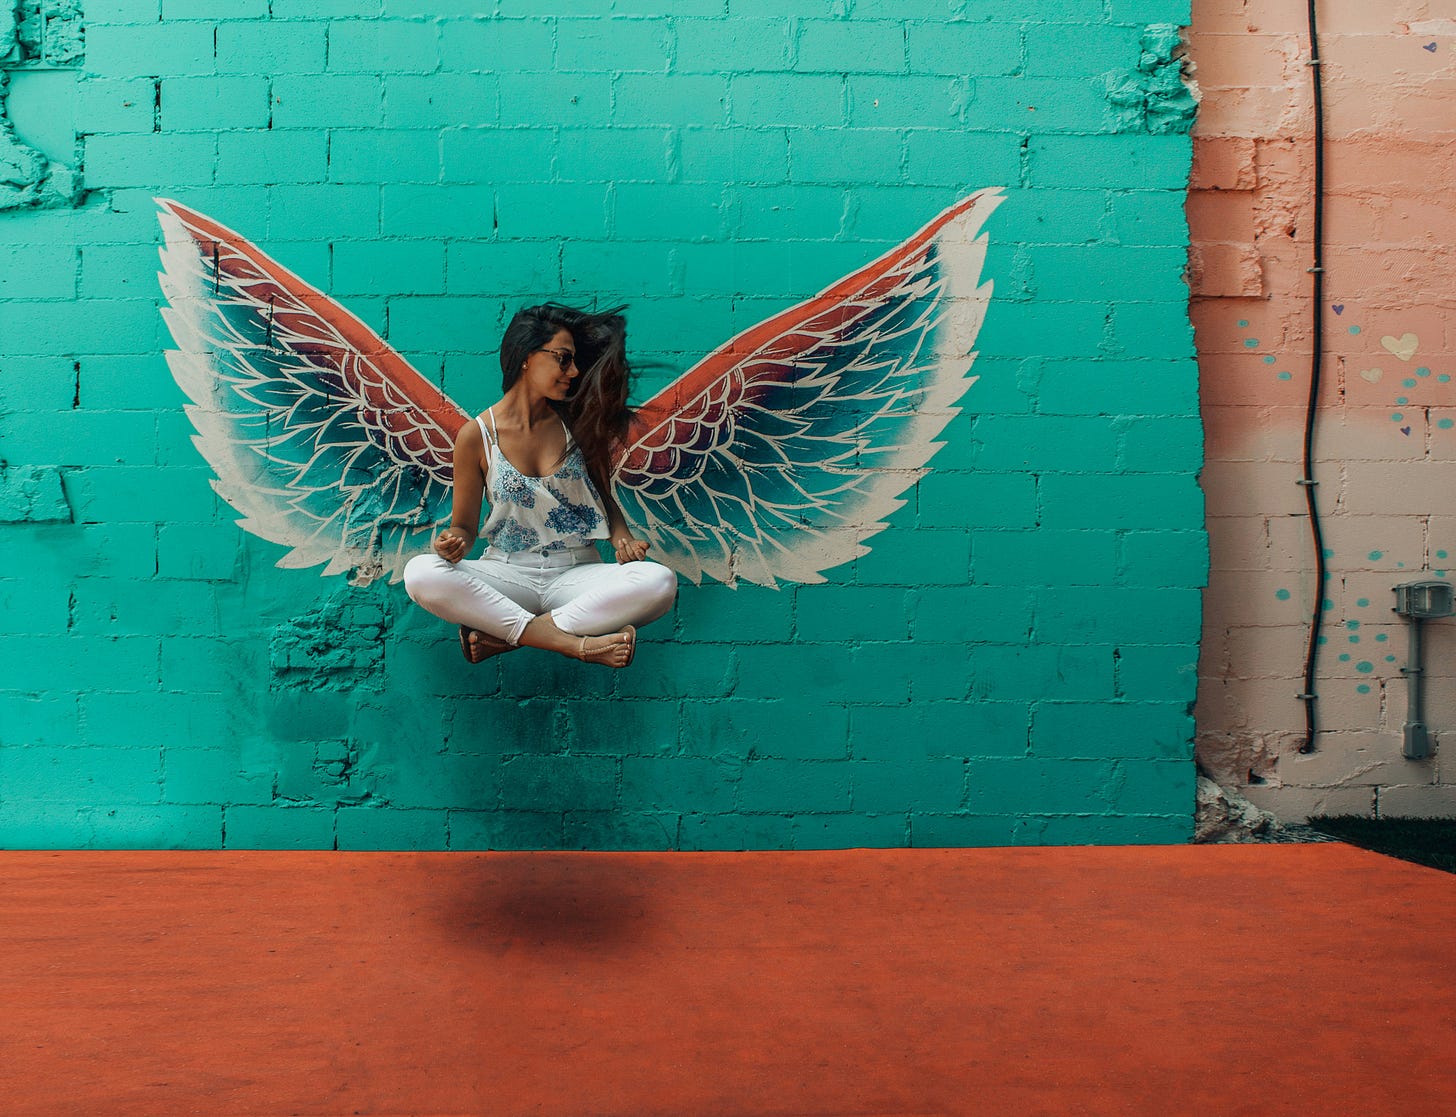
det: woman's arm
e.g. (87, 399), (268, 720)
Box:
(592, 466), (649, 563)
(434, 421), (486, 563)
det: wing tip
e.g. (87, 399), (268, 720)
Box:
(922, 187), (1006, 248)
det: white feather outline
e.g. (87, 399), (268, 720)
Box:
(154, 189), (1002, 590)
(614, 187), (1003, 588)
(156, 199), (463, 586)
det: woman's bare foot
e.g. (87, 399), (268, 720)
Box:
(458, 625), (515, 664)
(520, 615), (636, 667)
(576, 626), (635, 667)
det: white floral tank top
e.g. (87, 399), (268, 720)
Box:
(477, 409), (609, 554)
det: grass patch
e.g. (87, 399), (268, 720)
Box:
(1307, 816), (1456, 875)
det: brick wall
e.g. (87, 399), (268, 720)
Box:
(1189, 0), (1456, 820)
(0, 0), (1202, 850)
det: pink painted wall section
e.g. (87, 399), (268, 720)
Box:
(1189, 0), (1456, 819)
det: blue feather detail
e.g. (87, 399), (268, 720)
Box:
(157, 201), (462, 585)
(611, 188), (1003, 588)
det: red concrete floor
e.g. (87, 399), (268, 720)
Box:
(2, 844), (1454, 1116)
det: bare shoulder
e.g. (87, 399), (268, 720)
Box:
(455, 415), (483, 451)
(453, 415), (489, 480)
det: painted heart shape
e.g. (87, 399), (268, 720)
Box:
(1401, 426), (1412, 436)
(1424, 42), (1438, 52)
(1359, 367), (1382, 383)
(1381, 333), (1419, 361)
(1332, 304), (1344, 315)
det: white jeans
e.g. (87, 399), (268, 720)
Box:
(403, 545), (678, 645)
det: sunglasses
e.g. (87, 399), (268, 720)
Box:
(537, 347), (577, 371)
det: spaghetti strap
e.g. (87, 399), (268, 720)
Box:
(476, 410), (495, 466)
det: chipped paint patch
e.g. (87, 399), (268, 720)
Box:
(1106, 25), (1198, 135)
(270, 588), (390, 692)
(0, 463), (72, 522)
(1, 0), (83, 211)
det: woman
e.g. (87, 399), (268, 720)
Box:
(403, 303), (677, 668)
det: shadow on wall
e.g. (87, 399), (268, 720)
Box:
(262, 581), (693, 851)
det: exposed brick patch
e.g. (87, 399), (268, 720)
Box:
(0, 0), (84, 211)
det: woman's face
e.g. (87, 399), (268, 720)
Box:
(519, 327), (579, 401)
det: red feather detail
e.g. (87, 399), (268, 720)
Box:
(157, 200), (469, 474)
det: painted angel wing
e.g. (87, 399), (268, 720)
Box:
(613, 188), (1003, 588)
(156, 199), (469, 585)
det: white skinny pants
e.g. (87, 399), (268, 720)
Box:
(403, 545), (678, 646)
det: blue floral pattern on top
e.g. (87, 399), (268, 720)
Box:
(554, 452), (588, 483)
(544, 485), (605, 537)
(492, 517), (540, 552)
(475, 411), (610, 554)
(496, 467), (536, 508)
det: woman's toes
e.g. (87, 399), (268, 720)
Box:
(578, 631), (635, 667)
(462, 628), (513, 664)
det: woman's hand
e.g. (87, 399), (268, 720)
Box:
(434, 528), (472, 563)
(612, 535), (649, 563)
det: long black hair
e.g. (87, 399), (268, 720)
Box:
(499, 302), (632, 486)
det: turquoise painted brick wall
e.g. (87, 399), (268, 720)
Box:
(0, 0), (1203, 851)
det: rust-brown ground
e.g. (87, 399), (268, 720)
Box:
(3, 844), (1453, 1116)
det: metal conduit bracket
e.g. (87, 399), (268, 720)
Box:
(1392, 580), (1455, 760)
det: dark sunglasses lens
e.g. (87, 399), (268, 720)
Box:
(558, 351), (575, 370)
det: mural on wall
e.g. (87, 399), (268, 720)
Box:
(157, 188), (1002, 589)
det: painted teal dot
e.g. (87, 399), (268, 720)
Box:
(1438, 571), (1448, 578)
(1356, 661), (1374, 674)
(1323, 598), (1335, 610)
(1439, 419), (1455, 431)
(1386, 655), (1397, 663)
(1439, 374), (1451, 384)
(1398, 561), (1406, 568)
(1417, 367), (1431, 377)
(1396, 397), (1408, 406)
(1277, 371), (1292, 381)
(1338, 653), (1351, 662)
(1437, 550), (1448, 560)
(1346, 620), (1360, 630)
(1244, 339), (1259, 349)
(1375, 633), (1388, 642)
(1356, 598), (1369, 608)
(1403, 378), (1417, 388)
(1391, 412), (1404, 422)
(1323, 548), (1334, 559)
(1275, 588), (1291, 600)
(1263, 355), (1276, 364)
(1369, 550), (1383, 560)
(1318, 635), (1329, 645)
(1356, 684), (1371, 695)
(1349, 635), (1360, 643)
(1238, 319), (1249, 328)
(1349, 325), (1361, 334)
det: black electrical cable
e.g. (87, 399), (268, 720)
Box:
(1297, 0), (1327, 753)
